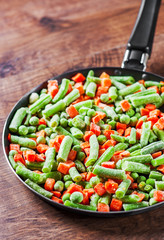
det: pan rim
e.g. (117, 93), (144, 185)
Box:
(2, 66), (164, 217)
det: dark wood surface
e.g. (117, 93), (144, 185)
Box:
(0, 0), (164, 239)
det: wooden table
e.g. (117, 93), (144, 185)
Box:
(1, 0), (164, 239)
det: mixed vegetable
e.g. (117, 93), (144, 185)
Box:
(7, 71), (164, 212)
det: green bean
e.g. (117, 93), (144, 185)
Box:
(42, 147), (56, 173)
(149, 171), (163, 181)
(62, 193), (71, 202)
(144, 184), (153, 192)
(90, 193), (100, 208)
(57, 136), (73, 162)
(126, 109), (135, 117)
(69, 167), (82, 182)
(138, 181), (146, 191)
(8, 150), (18, 169)
(74, 100), (93, 111)
(130, 116), (138, 126)
(140, 121), (151, 147)
(122, 161), (150, 174)
(130, 149), (141, 156)
(111, 134), (126, 143)
(64, 200), (97, 211)
(63, 88), (80, 106)
(9, 107), (27, 133)
(87, 109), (96, 117)
(126, 89), (156, 100)
(112, 79), (126, 90)
(25, 161), (44, 171)
(70, 191), (83, 203)
(127, 144), (141, 153)
(116, 179), (131, 198)
(141, 140), (164, 155)
(155, 181), (164, 191)
(146, 178), (155, 187)
(137, 176), (146, 183)
(16, 165), (42, 183)
(116, 194), (140, 203)
(84, 70), (94, 90)
(123, 201), (149, 211)
(55, 126), (80, 145)
(72, 145), (82, 152)
(25, 179), (53, 198)
(153, 125), (164, 141)
(10, 135), (36, 148)
(107, 120), (116, 129)
(24, 112), (32, 126)
(72, 116), (85, 129)
(86, 82), (97, 97)
(144, 81), (161, 88)
(86, 135), (99, 167)
(93, 165), (126, 180)
(131, 172), (139, 180)
(98, 193), (111, 205)
(129, 128), (136, 145)
(42, 100), (66, 118)
(94, 146), (114, 166)
(40, 171), (62, 184)
(151, 154), (164, 167)
(149, 198), (158, 206)
(122, 154), (152, 165)
(119, 82), (141, 97)
(70, 127), (83, 139)
(104, 106), (118, 120)
(110, 76), (135, 85)
(114, 143), (128, 152)
(108, 86), (118, 101)
(87, 76), (101, 84)
(49, 114), (60, 127)
(131, 94), (162, 107)
(149, 189), (156, 198)
(149, 130), (158, 143)
(79, 107), (89, 116)
(75, 160), (86, 173)
(52, 78), (70, 103)
(29, 94), (52, 114)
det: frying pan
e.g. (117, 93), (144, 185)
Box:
(2, 0), (164, 217)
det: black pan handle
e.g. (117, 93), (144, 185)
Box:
(122, 0), (161, 71)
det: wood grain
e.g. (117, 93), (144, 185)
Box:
(0, 0), (164, 239)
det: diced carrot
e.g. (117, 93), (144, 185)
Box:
(101, 161), (115, 169)
(44, 178), (55, 191)
(147, 86), (159, 94)
(98, 203), (110, 212)
(149, 109), (161, 117)
(68, 149), (77, 161)
(161, 86), (164, 93)
(84, 148), (90, 156)
(66, 105), (79, 118)
(105, 179), (118, 194)
(86, 172), (96, 181)
(100, 72), (110, 79)
(138, 80), (145, 85)
(36, 130), (46, 138)
(72, 96), (83, 105)
(83, 188), (95, 198)
(103, 130), (115, 139)
(114, 150), (124, 156)
(33, 170), (42, 174)
(124, 127), (131, 137)
(51, 196), (63, 204)
(120, 151), (130, 158)
(83, 131), (94, 142)
(38, 118), (47, 126)
(51, 191), (61, 198)
(145, 104), (156, 111)
(90, 122), (101, 136)
(48, 85), (58, 98)
(136, 129), (142, 140)
(157, 165), (164, 174)
(130, 183), (138, 189)
(74, 82), (84, 95)
(110, 198), (122, 211)
(8, 133), (11, 142)
(72, 73), (85, 82)
(25, 150), (36, 162)
(98, 149), (106, 157)
(57, 161), (75, 175)
(67, 183), (83, 194)
(132, 191), (145, 202)
(155, 117), (164, 130)
(147, 116), (159, 125)
(55, 135), (65, 144)
(80, 141), (90, 150)
(14, 154), (25, 165)
(98, 102), (107, 109)
(117, 129), (124, 136)
(152, 151), (162, 159)
(80, 172), (87, 181)
(101, 79), (111, 88)
(48, 80), (58, 88)
(35, 153), (46, 162)
(140, 108), (149, 116)
(136, 119), (143, 129)
(49, 139), (60, 152)
(37, 144), (49, 153)
(126, 174), (134, 183)
(10, 144), (20, 152)
(154, 190), (164, 202)
(96, 86), (108, 96)
(120, 100), (131, 112)
(84, 95), (91, 100)
(102, 139), (117, 149)
(116, 122), (127, 130)
(66, 83), (73, 95)
(92, 112), (106, 124)
(94, 183), (106, 196)
(94, 97), (100, 106)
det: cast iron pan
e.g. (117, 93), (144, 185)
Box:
(2, 0), (164, 217)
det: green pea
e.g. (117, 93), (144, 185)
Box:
(29, 92), (39, 104)
(18, 125), (28, 136)
(40, 88), (47, 95)
(97, 135), (107, 144)
(44, 127), (53, 136)
(54, 181), (64, 192)
(90, 176), (100, 187)
(60, 118), (68, 127)
(29, 116), (39, 126)
(87, 109), (96, 117)
(65, 181), (73, 189)
(50, 133), (57, 139)
(62, 193), (71, 202)
(120, 114), (130, 124)
(38, 124), (46, 131)
(70, 191), (83, 203)
(63, 175), (72, 182)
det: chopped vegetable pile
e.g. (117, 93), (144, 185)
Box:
(7, 71), (164, 212)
